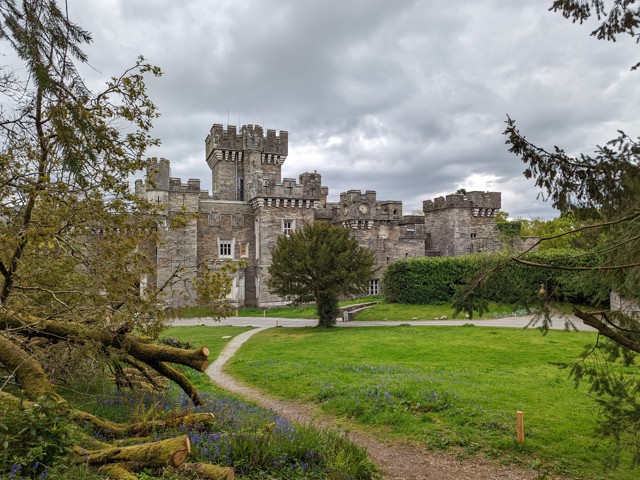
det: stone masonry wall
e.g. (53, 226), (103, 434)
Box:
(254, 204), (316, 306)
(140, 124), (512, 309)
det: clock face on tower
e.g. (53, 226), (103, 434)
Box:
(358, 203), (369, 215)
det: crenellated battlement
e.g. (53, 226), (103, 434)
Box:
(169, 177), (201, 193)
(423, 191), (501, 216)
(144, 157), (171, 190)
(205, 123), (288, 170)
(246, 171), (324, 207)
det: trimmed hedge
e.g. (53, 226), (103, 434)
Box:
(382, 249), (602, 305)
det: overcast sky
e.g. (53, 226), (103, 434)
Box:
(64, 0), (640, 218)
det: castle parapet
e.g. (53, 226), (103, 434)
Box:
(145, 157), (171, 190)
(423, 191), (501, 216)
(168, 177), (201, 193)
(245, 171), (324, 208)
(205, 124), (288, 170)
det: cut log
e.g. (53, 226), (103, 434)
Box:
(73, 434), (191, 468)
(72, 410), (215, 437)
(1, 311), (210, 371)
(178, 462), (235, 479)
(98, 463), (138, 480)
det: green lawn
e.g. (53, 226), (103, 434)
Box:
(223, 326), (637, 480)
(172, 298), (532, 321)
(353, 301), (532, 321)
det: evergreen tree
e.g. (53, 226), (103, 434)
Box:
(458, 1), (640, 464)
(268, 222), (377, 328)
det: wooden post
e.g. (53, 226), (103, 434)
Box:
(263, 310), (266, 317)
(235, 309), (238, 317)
(275, 320), (279, 327)
(516, 411), (524, 444)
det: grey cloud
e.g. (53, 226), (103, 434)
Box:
(61, 0), (640, 219)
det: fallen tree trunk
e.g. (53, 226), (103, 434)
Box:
(0, 326), (235, 479)
(178, 462), (235, 479)
(1, 310), (209, 402)
(148, 358), (205, 405)
(74, 434), (191, 468)
(0, 334), (60, 400)
(98, 463), (138, 480)
(72, 410), (215, 437)
(1, 311), (210, 371)
(0, 391), (215, 438)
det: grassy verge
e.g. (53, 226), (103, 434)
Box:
(63, 326), (378, 480)
(353, 301), (534, 321)
(171, 297), (533, 321)
(225, 326), (638, 480)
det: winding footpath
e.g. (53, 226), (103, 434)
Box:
(188, 316), (588, 479)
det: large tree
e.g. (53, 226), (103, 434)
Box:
(0, 1), (233, 477)
(268, 222), (377, 328)
(456, 0), (640, 464)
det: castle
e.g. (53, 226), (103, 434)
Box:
(135, 123), (515, 308)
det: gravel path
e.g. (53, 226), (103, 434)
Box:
(204, 323), (542, 480)
(173, 313), (595, 331)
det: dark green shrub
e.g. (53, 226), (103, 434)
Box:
(382, 255), (483, 304)
(383, 250), (601, 306)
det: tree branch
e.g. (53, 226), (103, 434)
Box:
(573, 307), (640, 354)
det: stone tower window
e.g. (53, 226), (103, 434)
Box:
(219, 240), (232, 258)
(283, 219), (294, 236)
(368, 279), (379, 296)
(470, 233), (477, 239)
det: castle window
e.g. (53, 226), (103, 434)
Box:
(219, 240), (232, 257)
(240, 242), (249, 258)
(283, 219), (294, 236)
(470, 233), (477, 239)
(368, 279), (379, 296)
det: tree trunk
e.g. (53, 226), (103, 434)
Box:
(72, 410), (215, 437)
(178, 462), (235, 479)
(573, 307), (640, 353)
(98, 463), (138, 480)
(73, 434), (191, 468)
(0, 335), (60, 400)
(1, 310), (209, 402)
(1, 311), (210, 371)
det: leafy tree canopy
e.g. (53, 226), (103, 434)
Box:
(268, 222), (377, 327)
(0, 1), (237, 476)
(456, 0), (640, 464)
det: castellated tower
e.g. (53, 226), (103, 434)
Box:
(423, 191), (502, 256)
(204, 124), (288, 201)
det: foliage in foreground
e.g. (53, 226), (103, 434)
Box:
(83, 385), (377, 480)
(0, 2), (241, 477)
(487, 0), (640, 461)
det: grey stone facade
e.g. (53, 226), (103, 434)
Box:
(135, 123), (511, 308)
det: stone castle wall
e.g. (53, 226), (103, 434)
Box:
(139, 124), (515, 308)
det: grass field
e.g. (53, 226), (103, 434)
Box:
(172, 298), (533, 321)
(221, 325), (638, 480)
